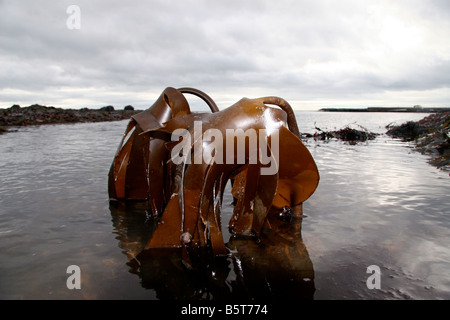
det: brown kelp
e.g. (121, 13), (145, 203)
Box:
(108, 87), (319, 263)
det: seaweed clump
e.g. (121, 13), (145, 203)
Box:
(312, 123), (378, 144)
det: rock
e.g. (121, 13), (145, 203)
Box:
(100, 106), (115, 111)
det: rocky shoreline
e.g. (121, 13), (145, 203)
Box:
(0, 104), (140, 131)
(386, 111), (450, 170)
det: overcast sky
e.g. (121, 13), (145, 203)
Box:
(1, 0), (449, 110)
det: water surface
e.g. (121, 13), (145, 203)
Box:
(0, 112), (448, 299)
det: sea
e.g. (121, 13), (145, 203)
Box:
(0, 111), (448, 300)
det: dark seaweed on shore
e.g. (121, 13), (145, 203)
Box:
(308, 123), (378, 143)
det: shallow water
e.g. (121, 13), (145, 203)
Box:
(0, 112), (448, 300)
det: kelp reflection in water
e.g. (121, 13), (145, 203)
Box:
(109, 200), (315, 300)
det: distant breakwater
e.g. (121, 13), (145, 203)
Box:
(0, 104), (141, 129)
(320, 106), (449, 113)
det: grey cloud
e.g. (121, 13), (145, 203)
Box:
(0, 0), (449, 109)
